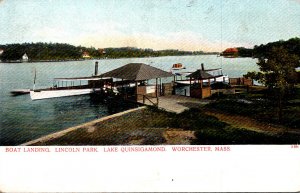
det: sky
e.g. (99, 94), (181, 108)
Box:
(0, 0), (299, 52)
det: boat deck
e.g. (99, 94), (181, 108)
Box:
(138, 95), (210, 113)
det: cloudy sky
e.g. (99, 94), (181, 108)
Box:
(0, 0), (299, 51)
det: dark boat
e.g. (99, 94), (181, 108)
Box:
(10, 89), (30, 96)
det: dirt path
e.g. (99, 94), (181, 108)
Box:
(205, 109), (300, 135)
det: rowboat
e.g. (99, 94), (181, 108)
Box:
(171, 63), (186, 70)
(10, 89), (31, 96)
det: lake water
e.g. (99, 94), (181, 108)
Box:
(0, 55), (259, 145)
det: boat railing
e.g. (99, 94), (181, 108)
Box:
(206, 69), (223, 77)
(36, 85), (91, 91)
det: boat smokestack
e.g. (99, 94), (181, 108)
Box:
(94, 61), (99, 76)
(201, 63), (205, 71)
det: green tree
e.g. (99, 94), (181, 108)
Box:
(245, 46), (299, 122)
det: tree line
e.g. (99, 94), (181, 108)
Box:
(0, 43), (82, 61)
(234, 37), (300, 58)
(244, 41), (300, 123)
(0, 42), (216, 62)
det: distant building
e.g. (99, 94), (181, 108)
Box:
(221, 48), (238, 57)
(98, 48), (106, 55)
(22, 53), (29, 62)
(82, 51), (91, 59)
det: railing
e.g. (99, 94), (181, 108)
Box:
(140, 94), (159, 107)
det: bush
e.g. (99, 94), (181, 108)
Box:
(193, 127), (300, 145)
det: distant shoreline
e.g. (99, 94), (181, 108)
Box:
(0, 54), (224, 63)
(0, 59), (86, 63)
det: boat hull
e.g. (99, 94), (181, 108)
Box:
(30, 88), (95, 100)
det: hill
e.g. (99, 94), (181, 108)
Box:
(0, 42), (216, 62)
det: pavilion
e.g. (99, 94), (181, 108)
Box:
(186, 64), (225, 98)
(99, 63), (173, 103)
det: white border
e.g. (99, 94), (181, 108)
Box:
(0, 145), (299, 192)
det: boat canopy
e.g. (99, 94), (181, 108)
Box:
(174, 72), (193, 76)
(54, 76), (111, 81)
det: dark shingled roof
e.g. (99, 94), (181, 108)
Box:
(100, 63), (173, 81)
(187, 70), (223, 80)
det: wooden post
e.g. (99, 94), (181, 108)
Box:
(160, 78), (162, 96)
(94, 61), (99, 76)
(135, 81), (138, 101)
(155, 78), (158, 98)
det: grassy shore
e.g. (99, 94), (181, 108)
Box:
(206, 85), (300, 129)
(31, 106), (300, 145)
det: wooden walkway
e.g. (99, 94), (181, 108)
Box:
(138, 95), (210, 113)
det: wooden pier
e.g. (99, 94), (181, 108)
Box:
(138, 95), (210, 113)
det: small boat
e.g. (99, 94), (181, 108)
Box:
(175, 75), (229, 85)
(10, 89), (30, 96)
(171, 63), (186, 70)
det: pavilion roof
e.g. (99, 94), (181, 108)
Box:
(100, 63), (173, 81)
(187, 69), (223, 80)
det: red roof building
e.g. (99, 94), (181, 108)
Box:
(222, 48), (238, 56)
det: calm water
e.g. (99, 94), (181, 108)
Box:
(0, 55), (259, 145)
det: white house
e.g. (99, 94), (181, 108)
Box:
(22, 53), (29, 62)
(82, 51), (91, 59)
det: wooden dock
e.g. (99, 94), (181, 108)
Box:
(138, 95), (210, 113)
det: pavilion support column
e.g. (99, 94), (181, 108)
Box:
(208, 79), (211, 87)
(135, 81), (138, 101)
(121, 79), (125, 99)
(200, 80), (204, 99)
(155, 78), (158, 98)
(159, 78), (162, 96)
